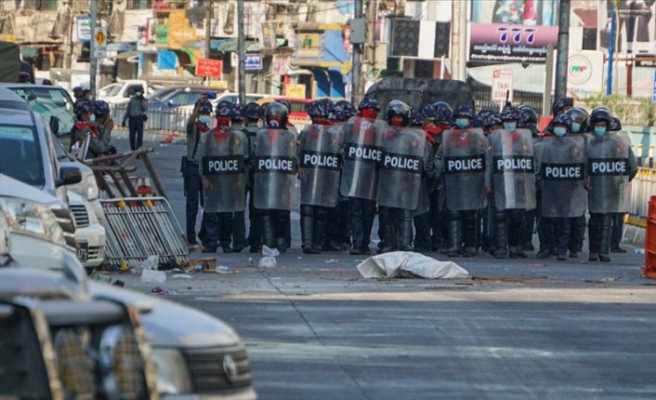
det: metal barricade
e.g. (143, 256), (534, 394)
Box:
(110, 104), (193, 133)
(629, 168), (656, 228)
(102, 197), (188, 267)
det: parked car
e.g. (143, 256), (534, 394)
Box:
(0, 108), (106, 272)
(98, 79), (155, 104)
(0, 83), (76, 148)
(0, 204), (159, 399)
(0, 178), (257, 400)
(148, 86), (217, 109)
(178, 92), (267, 111)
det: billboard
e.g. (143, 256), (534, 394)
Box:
(468, 23), (558, 62)
(470, 0), (558, 26)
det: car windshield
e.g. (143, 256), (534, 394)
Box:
(0, 124), (45, 187)
(24, 99), (75, 141)
(99, 83), (121, 97)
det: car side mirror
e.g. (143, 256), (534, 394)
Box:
(56, 166), (82, 187)
(49, 116), (59, 135)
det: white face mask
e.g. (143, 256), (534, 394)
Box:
(198, 115), (211, 125)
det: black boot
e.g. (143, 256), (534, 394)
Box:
(399, 209), (414, 251)
(508, 210), (527, 259)
(261, 213), (276, 250)
(275, 211), (289, 253)
(461, 211), (478, 257)
(599, 214), (613, 263)
(493, 211), (508, 259)
(378, 207), (396, 253)
(588, 214), (601, 262)
(313, 207), (328, 254)
(444, 210), (461, 257)
(522, 209), (536, 251)
(301, 206), (317, 254)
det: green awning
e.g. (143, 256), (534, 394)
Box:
(217, 40), (258, 53)
(20, 47), (39, 57)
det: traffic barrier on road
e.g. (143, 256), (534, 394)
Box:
(102, 197), (188, 268)
(111, 104), (193, 133)
(643, 196), (656, 279)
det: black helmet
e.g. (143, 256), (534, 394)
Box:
(242, 102), (263, 120)
(518, 105), (538, 125)
(263, 102), (289, 129)
(500, 106), (521, 122)
(453, 104), (474, 119)
(610, 117), (622, 131)
(385, 100), (411, 127)
(589, 107), (612, 127)
(432, 101), (453, 115)
(564, 107), (589, 133)
(551, 97), (574, 115)
(307, 99), (330, 119)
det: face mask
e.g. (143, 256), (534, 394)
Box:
(90, 115), (96, 122)
(593, 126), (607, 136)
(198, 115), (211, 125)
(359, 109), (377, 119)
(571, 122), (581, 133)
(135, 92), (142, 97)
(455, 118), (470, 129)
(503, 122), (517, 131)
(553, 127), (567, 137)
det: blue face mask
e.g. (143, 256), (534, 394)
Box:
(90, 114), (96, 122)
(593, 126), (607, 136)
(503, 122), (517, 131)
(553, 127), (567, 137)
(571, 122), (581, 133)
(455, 118), (470, 129)
(198, 115), (211, 125)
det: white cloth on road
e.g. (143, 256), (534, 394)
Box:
(357, 251), (469, 279)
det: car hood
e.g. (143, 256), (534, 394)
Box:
(87, 281), (241, 348)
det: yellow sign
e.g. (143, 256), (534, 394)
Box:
(209, 81), (228, 89)
(0, 34), (16, 42)
(95, 29), (106, 46)
(286, 84), (306, 99)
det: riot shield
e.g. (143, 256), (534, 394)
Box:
(540, 135), (587, 217)
(253, 128), (297, 210)
(299, 124), (345, 207)
(587, 132), (631, 214)
(488, 129), (536, 210)
(200, 130), (249, 212)
(339, 117), (385, 200)
(441, 128), (488, 211)
(413, 178), (431, 216)
(376, 127), (425, 210)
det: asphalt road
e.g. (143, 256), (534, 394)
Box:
(111, 132), (656, 400)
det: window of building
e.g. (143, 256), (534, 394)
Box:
(127, 0), (150, 10)
(22, 0), (58, 11)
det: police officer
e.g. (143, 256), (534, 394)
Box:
(518, 105), (540, 251)
(428, 102), (453, 252)
(343, 98), (382, 255)
(564, 106), (590, 258)
(438, 104), (490, 257)
(241, 102), (264, 253)
(410, 110), (438, 252)
(478, 110), (502, 253)
(182, 98), (213, 251)
(71, 99), (107, 158)
(377, 101), (426, 252)
(488, 106), (535, 259)
(72, 86), (85, 105)
(230, 103), (247, 252)
(325, 100), (356, 251)
(298, 100), (343, 254)
(536, 113), (587, 261)
(121, 87), (148, 151)
(199, 101), (236, 253)
(609, 116), (630, 253)
(93, 100), (117, 155)
(586, 108), (637, 262)
(254, 102), (297, 252)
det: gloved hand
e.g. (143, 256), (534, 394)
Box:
(121, 121), (127, 128)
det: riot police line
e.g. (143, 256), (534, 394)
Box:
(181, 94), (637, 263)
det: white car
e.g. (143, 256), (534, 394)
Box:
(67, 191), (105, 269)
(97, 79), (154, 104)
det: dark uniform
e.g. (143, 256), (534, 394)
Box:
(122, 88), (148, 151)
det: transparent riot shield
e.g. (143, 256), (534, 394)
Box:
(488, 128), (536, 210)
(339, 117), (385, 200)
(299, 124), (345, 207)
(441, 128), (488, 211)
(540, 135), (587, 218)
(253, 128), (297, 210)
(587, 132), (631, 214)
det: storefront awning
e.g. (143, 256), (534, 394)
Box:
(115, 51), (139, 60)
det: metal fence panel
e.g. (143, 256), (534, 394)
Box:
(110, 104), (193, 133)
(101, 197), (188, 267)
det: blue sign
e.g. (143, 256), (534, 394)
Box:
(652, 69), (656, 104)
(244, 54), (262, 71)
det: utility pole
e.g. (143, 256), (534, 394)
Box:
(237, 0), (246, 104)
(361, 0), (375, 102)
(606, 3), (616, 95)
(554, 0), (570, 101)
(89, 0), (97, 98)
(542, 44), (555, 117)
(450, 0), (467, 81)
(351, 0), (363, 105)
(204, 0), (212, 60)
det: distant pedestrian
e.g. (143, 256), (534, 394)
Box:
(122, 87), (148, 151)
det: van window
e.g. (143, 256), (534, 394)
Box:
(0, 124), (44, 187)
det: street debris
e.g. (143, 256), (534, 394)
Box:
(141, 268), (167, 283)
(150, 286), (176, 295)
(172, 274), (194, 279)
(216, 266), (233, 274)
(258, 246), (279, 269)
(357, 252), (469, 279)
(324, 259), (340, 264)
